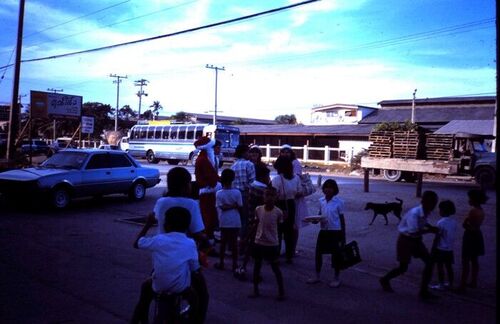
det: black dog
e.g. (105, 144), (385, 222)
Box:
(365, 198), (403, 225)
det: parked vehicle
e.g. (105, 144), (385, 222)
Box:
(21, 139), (50, 155)
(127, 122), (240, 165)
(0, 149), (161, 209)
(98, 144), (120, 150)
(48, 137), (78, 156)
(119, 136), (129, 151)
(361, 132), (496, 188)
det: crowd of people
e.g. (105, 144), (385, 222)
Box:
(130, 137), (489, 323)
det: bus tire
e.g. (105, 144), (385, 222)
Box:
(167, 159), (180, 165)
(383, 169), (402, 182)
(146, 150), (159, 164)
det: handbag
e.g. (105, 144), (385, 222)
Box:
(338, 240), (362, 270)
(299, 173), (315, 196)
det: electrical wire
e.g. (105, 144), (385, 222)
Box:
(0, 0), (320, 69)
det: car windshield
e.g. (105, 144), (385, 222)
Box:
(41, 151), (89, 169)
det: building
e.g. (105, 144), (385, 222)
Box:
(310, 103), (378, 125)
(156, 112), (276, 125)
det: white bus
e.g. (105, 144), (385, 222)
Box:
(126, 123), (240, 165)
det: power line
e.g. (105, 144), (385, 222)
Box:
(0, 0), (319, 68)
(22, 0), (131, 40)
(22, 0), (198, 49)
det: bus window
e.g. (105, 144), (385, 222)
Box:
(139, 127), (147, 139)
(186, 126), (195, 140)
(162, 126), (170, 139)
(154, 126), (162, 139)
(170, 126), (178, 140)
(147, 127), (155, 139)
(178, 126), (187, 140)
(195, 128), (203, 139)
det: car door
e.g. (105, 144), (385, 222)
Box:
(108, 152), (136, 192)
(80, 153), (113, 196)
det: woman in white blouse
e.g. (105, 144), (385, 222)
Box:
(271, 156), (302, 264)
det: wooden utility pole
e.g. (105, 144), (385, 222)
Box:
(6, 0), (25, 160)
(134, 79), (148, 118)
(110, 74), (127, 131)
(205, 64), (225, 125)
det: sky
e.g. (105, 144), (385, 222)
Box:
(0, 0), (496, 124)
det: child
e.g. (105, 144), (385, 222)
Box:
(215, 169), (243, 274)
(236, 164), (271, 280)
(134, 207), (200, 323)
(249, 186), (285, 300)
(306, 179), (345, 288)
(457, 189), (488, 292)
(131, 167), (209, 324)
(380, 190), (439, 300)
(429, 200), (457, 290)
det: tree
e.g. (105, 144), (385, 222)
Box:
(149, 101), (163, 120)
(142, 109), (153, 120)
(170, 111), (192, 123)
(275, 114), (297, 124)
(119, 105), (137, 121)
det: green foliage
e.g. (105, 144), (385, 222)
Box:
(350, 148), (368, 170)
(275, 114), (297, 124)
(149, 101), (163, 120)
(373, 120), (418, 131)
(170, 111), (192, 122)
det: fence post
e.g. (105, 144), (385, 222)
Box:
(303, 145), (308, 163)
(265, 144), (271, 163)
(324, 146), (329, 164)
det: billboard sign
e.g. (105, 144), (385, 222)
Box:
(30, 91), (82, 119)
(81, 116), (94, 134)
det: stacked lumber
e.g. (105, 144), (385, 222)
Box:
(368, 131), (393, 158)
(425, 134), (454, 160)
(392, 131), (421, 159)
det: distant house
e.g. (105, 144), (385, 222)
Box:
(310, 103), (378, 125)
(156, 112), (276, 125)
(359, 96), (496, 132)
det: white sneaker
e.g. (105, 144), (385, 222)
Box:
(306, 277), (320, 284)
(329, 279), (341, 288)
(429, 283), (445, 291)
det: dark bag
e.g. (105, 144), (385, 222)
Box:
(338, 240), (361, 270)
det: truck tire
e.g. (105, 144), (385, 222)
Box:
(474, 166), (495, 189)
(383, 169), (402, 182)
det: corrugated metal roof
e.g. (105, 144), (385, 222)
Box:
(378, 96), (496, 106)
(358, 106), (495, 124)
(237, 124), (374, 136)
(434, 120), (495, 136)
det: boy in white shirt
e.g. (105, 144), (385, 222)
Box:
(134, 206), (200, 322)
(215, 169), (243, 273)
(429, 200), (457, 290)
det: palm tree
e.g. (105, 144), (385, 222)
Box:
(149, 101), (163, 120)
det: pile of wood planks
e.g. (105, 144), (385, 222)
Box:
(368, 131), (393, 158)
(425, 134), (454, 160)
(392, 131), (422, 159)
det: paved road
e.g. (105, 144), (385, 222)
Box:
(0, 171), (496, 323)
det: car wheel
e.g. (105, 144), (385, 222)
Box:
(146, 150), (159, 164)
(52, 187), (71, 209)
(129, 181), (146, 200)
(383, 169), (402, 182)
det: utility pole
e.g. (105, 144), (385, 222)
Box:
(109, 74), (127, 131)
(134, 79), (148, 118)
(6, 0), (25, 161)
(47, 88), (63, 140)
(205, 64), (225, 125)
(411, 89), (417, 124)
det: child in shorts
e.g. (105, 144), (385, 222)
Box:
(215, 168), (243, 274)
(430, 200), (457, 290)
(249, 186), (285, 300)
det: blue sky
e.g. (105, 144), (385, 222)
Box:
(0, 0), (496, 123)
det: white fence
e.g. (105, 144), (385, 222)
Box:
(259, 144), (350, 166)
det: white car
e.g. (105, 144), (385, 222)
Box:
(0, 149), (160, 209)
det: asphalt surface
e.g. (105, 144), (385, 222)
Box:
(0, 169), (496, 324)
